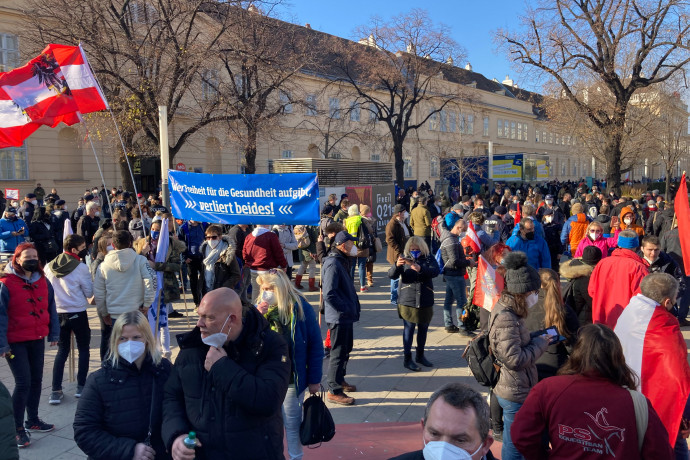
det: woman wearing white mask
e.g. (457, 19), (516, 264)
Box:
(74, 311), (172, 460)
(488, 251), (549, 460)
(255, 268), (322, 460)
(199, 225), (240, 297)
(574, 220), (620, 259)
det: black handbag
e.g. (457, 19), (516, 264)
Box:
(299, 388), (336, 446)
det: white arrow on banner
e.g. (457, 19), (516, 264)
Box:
(279, 205), (293, 214)
(184, 199), (197, 209)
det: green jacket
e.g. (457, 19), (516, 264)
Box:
(149, 236), (186, 303)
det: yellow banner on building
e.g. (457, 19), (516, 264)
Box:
(536, 160), (549, 179)
(492, 155), (523, 180)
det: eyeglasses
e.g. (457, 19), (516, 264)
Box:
(268, 268), (279, 274)
(205, 235), (219, 240)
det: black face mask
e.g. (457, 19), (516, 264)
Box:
(78, 248), (89, 260)
(6, 215), (16, 221)
(524, 231), (535, 240)
(21, 260), (40, 273)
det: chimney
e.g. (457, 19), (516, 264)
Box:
(446, 56), (454, 65)
(502, 75), (514, 87)
(305, 23), (312, 29)
(465, 62), (472, 71)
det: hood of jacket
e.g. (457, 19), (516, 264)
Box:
(102, 248), (138, 272)
(48, 253), (81, 277)
(560, 258), (594, 279)
(619, 206), (637, 224)
(251, 226), (270, 237)
(4, 263), (41, 283)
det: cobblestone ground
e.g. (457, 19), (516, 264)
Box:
(2, 254), (689, 459)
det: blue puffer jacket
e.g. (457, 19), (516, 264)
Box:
(322, 250), (360, 325)
(287, 300), (323, 395)
(0, 217), (28, 253)
(506, 234), (552, 270)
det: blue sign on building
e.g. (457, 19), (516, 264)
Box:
(168, 171), (320, 225)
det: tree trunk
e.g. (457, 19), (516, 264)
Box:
(243, 125), (258, 174)
(119, 153), (135, 193)
(602, 127), (623, 196)
(666, 166), (673, 199)
(393, 140), (405, 189)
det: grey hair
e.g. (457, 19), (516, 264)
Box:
(423, 383), (490, 440)
(618, 229), (638, 240)
(404, 236), (430, 258)
(522, 204), (535, 217)
(640, 272), (679, 305)
(86, 201), (99, 213)
(347, 204), (359, 217)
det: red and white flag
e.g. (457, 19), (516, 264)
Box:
(614, 294), (690, 445)
(0, 44), (107, 148)
(674, 172), (690, 276)
(461, 221), (482, 255)
(473, 255), (504, 311)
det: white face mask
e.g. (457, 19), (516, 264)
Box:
(545, 216), (553, 224)
(95, 211), (100, 217)
(423, 439), (482, 460)
(403, 211), (410, 220)
(526, 292), (539, 309)
(545, 199), (553, 205)
(624, 217), (632, 225)
(106, 245), (114, 252)
(202, 314), (231, 349)
(208, 239), (220, 249)
(118, 340), (146, 363)
(261, 289), (275, 305)
(349, 245), (359, 257)
(589, 231), (599, 240)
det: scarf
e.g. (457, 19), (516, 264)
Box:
(203, 240), (227, 290)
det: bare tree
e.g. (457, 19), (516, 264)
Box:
(23, 0), (271, 185)
(326, 9), (466, 187)
(497, 0), (690, 194)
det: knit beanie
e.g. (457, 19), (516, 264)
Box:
(445, 212), (461, 229)
(617, 235), (639, 249)
(503, 251), (541, 294)
(582, 246), (603, 266)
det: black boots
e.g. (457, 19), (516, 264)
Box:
(415, 349), (433, 367)
(404, 353), (420, 371)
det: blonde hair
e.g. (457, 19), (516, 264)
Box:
(539, 269), (572, 340)
(585, 221), (603, 235)
(107, 311), (162, 366)
(404, 236), (430, 258)
(255, 268), (304, 324)
(132, 238), (149, 255)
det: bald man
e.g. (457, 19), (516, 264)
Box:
(162, 288), (290, 460)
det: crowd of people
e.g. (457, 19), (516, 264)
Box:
(0, 178), (687, 459)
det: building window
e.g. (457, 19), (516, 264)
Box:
(483, 116), (489, 136)
(201, 70), (219, 101)
(549, 132), (553, 144)
(0, 144), (28, 180)
(350, 102), (360, 122)
(561, 162), (566, 177)
(234, 75), (244, 96)
(127, 1), (159, 25)
(535, 130), (540, 143)
(329, 97), (340, 119)
(449, 112), (456, 133)
(498, 119), (503, 137)
(369, 103), (378, 122)
(510, 121), (516, 139)
(404, 157), (413, 178)
(428, 110), (437, 131)
(467, 114), (474, 135)
(573, 163), (577, 176)
(280, 91), (292, 114)
(305, 94), (317, 116)
(0, 34), (19, 72)
(370, 153), (380, 162)
(430, 156), (439, 177)
(439, 110), (447, 132)
(459, 114), (466, 134)
(281, 150), (293, 159)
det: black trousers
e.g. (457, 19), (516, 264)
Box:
(100, 318), (112, 362)
(6, 339), (44, 428)
(326, 322), (353, 395)
(52, 311), (91, 390)
(187, 258), (203, 306)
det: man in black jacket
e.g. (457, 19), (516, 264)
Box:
(640, 235), (688, 325)
(162, 288), (290, 459)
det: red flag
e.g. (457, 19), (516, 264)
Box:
(515, 202), (522, 224)
(473, 255), (504, 311)
(461, 221), (482, 255)
(49, 44), (109, 114)
(615, 294), (690, 445)
(675, 173), (690, 275)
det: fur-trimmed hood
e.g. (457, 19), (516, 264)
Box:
(560, 258), (594, 279)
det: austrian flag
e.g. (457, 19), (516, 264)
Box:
(461, 221), (482, 256)
(0, 44), (108, 148)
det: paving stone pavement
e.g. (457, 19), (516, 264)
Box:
(2, 255), (689, 459)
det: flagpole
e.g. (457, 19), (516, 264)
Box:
(78, 113), (114, 218)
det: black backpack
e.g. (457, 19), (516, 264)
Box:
(462, 331), (500, 387)
(355, 221), (374, 250)
(300, 390), (336, 446)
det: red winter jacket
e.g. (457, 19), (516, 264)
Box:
(242, 228), (288, 271)
(512, 374), (672, 460)
(588, 248), (648, 328)
(0, 267), (59, 353)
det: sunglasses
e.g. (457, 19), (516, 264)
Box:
(205, 235), (219, 240)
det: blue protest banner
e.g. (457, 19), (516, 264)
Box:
(168, 170), (320, 225)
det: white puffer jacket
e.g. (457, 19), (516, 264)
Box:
(93, 248), (156, 318)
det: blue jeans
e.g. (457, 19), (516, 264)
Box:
(391, 277), (400, 304)
(496, 395), (525, 460)
(443, 275), (467, 327)
(402, 320), (429, 356)
(282, 386), (305, 460)
(349, 257), (366, 287)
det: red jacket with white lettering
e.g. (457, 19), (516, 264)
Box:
(512, 374), (672, 460)
(242, 227), (288, 271)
